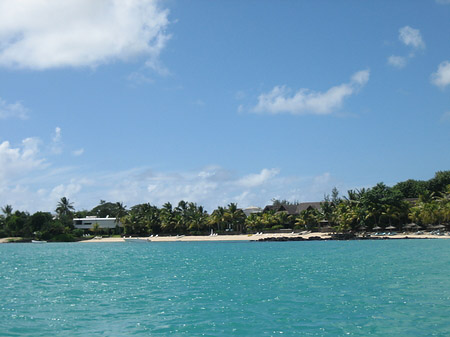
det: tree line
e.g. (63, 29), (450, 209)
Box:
(0, 171), (449, 241)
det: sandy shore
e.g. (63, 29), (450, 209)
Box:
(79, 232), (450, 243)
(1, 232), (448, 244)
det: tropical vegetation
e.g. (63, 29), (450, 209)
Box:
(0, 170), (449, 241)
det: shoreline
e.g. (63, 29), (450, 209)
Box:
(1, 232), (449, 244)
(79, 232), (450, 243)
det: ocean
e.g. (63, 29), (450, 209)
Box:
(1, 240), (449, 336)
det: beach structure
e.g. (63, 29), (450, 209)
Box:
(243, 206), (262, 217)
(73, 216), (121, 230)
(123, 237), (150, 243)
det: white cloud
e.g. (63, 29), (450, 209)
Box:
(0, 97), (29, 119)
(431, 61), (450, 88)
(72, 148), (84, 156)
(52, 127), (61, 143)
(237, 168), (280, 188)
(399, 26), (425, 50)
(0, 0), (170, 70)
(0, 152), (343, 213)
(387, 55), (407, 68)
(436, 0), (450, 4)
(0, 136), (344, 213)
(252, 69), (369, 115)
(50, 126), (63, 154)
(0, 138), (45, 183)
(49, 182), (82, 202)
(102, 167), (339, 212)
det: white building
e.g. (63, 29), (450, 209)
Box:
(73, 216), (121, 229)
(243, 206), (262, 217)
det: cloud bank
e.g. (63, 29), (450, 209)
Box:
(0, 137), (337, 213)
(251, 69), (369, 115)
(0, 0), (170, 70)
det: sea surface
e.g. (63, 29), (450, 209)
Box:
(1, 240), (449, 336)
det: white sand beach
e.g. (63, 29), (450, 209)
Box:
(79, 232), (450, 243)
(1, 232), (448, 244)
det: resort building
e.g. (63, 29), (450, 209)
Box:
(243, 206), (262, 217)
(73, 216), (121, 230)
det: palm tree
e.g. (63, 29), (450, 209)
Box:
(210, 206), (226, 232)
(55, 197), (74, 218)
(1, 205), (13, 217)
(224, 203), (246, 232)
(245, 213), (263, 232)
(173, 213), (186, 233)
(261, 211), (276, 229)
(295, 207), (320, 231)
(92, 223), (100, 235)
(160, 202), (175, 233)
(275, 211), (292, 228)
(334, 202), (359, 233)
(114, 202), (127, 227)
(187, 205), (208, 233)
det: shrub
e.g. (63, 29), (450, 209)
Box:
(52, 233), (76, 242)
(271, 225), (284, 230)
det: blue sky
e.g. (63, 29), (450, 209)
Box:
(0, 0), (449, 213)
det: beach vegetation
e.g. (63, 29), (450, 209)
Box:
(0, 171), (449, 241)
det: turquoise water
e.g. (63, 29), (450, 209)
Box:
(1, 240), (449, 336)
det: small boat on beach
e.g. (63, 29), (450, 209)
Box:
(31, 240), (47, 244)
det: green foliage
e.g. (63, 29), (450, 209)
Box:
(5, 211), (31, 237)
(122, 203), (160, 235)
(0, 229), (7, 238)
(428, 171), (450, 193)
(1, 205), (13, 217)
(51, 233), (76, 242)
(29, 212), (53, 232)
(224, 203), (246, 232)
(91, 223), (100, 235)
(409, 186), (450, 226)
(271, 225), (284, 230)
(295, 207), (320, 231)
(271, 199), (298, 207)
(90, 201), (128, 219)
(41, 220), (66, 240)
(393, 179), (428, 198)
(245, 213), (263, 232)
(320, 194), (337, 226)
(72, 229), (84, 237)
(0, 170), (448, 240)
(210, 206), (227, 231)
(334, 202), (359, 233)
(55, 197), (74, 218)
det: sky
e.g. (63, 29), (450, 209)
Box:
(0, 0), (449, 213)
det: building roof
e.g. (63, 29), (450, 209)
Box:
(74, 217), (118, 221)
(295, 202), (322, 212)
(263, 202), (322, 215)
